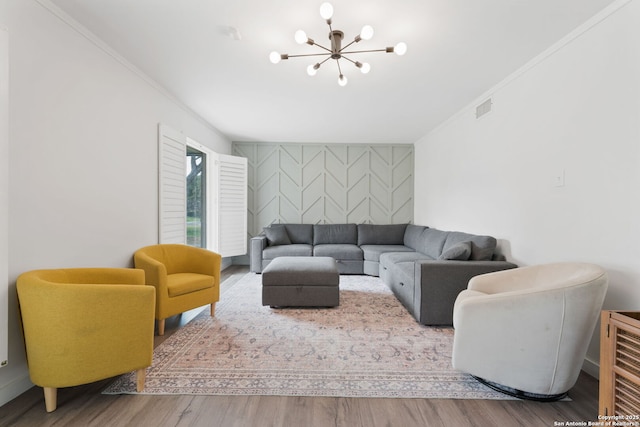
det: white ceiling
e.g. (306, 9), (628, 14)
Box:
(47, 0), (616, 144)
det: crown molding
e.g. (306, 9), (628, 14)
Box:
(424, 0), (633, 141)
(33, 0), (229, 142)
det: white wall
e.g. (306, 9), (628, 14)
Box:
(1, 28), (9, 372)
(414, 0), (640, 375)
(0, 0), (231, 406)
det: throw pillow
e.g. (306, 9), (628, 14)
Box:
(264, 225), (291, 246)
(438, 241), (471, 261)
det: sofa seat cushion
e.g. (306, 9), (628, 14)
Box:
(380, 251), (432, 268)
(360, 245), (413, 262)
(167, 273), (214, 297)
(263, 244), (313, 260)
(313, 244), (363, 260)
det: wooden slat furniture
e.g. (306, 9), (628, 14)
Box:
(599, 310), (640, 417)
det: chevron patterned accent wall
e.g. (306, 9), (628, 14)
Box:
(232, 142), (414, 238)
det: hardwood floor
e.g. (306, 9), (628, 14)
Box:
(0, 265), (600, 427)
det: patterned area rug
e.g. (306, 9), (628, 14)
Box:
(104, 273), (512, 399)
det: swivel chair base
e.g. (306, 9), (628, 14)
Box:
(473, 376), (568, 402)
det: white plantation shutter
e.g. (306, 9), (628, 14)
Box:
(211, 154), (247, 257)
(158, 124), (186, 244)
(158, 124), (248, 256)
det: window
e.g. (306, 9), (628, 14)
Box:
(186, 146), (206, 248)
(158, 124), (247, 257)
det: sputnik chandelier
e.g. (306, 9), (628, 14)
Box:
(269, 2), (407, 86)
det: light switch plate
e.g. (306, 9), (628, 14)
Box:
(554, 170), (565, 187)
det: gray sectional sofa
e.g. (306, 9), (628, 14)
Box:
(250, 223), (517, 325)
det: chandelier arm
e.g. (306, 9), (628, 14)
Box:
(340, 48), (391, 54)
(339, 39), (357, 52)
(327, 21), (334, 33)
(284, 52), (333, 59)
(336, 58), (343, 75)
(340, 55), (358, 66)
(309, 42), (333, 54)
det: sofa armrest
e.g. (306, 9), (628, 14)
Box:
(134, 250), (169, 296)
(250, 235), (268, 273)
(414, 260), (517, 325)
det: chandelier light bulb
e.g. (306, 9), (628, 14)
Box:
(360, 25), (374, 41)
(338, 74), (348, 86)
(319, 2), (334, 20)
(394, 42), (407, 56)
(269, 51), (282, 64)
(360, 62), (371, 74)
(307, 64), (318, 76)
(294, 30), (307, 45)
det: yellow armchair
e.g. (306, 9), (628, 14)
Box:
(134, 244), (221, 336)
(16, 268), (155, 412)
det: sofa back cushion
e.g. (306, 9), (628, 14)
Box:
(279, 224), (314, 245)
(264, 225), (291, 246)
(313, 224), (358, 245)
(357, 224), (408, 245)
(418, 228), (449, 259)
(403, 224), (427, 250)
(438, 241), (471, 261)
(443, 231), (496, 261)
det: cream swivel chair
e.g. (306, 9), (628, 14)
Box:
(134, 244), (221, 335)
(16, 268), (155, 412)
(452, 262), (608, 400)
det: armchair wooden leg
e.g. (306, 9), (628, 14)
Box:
(157, 318), (165, 336)
(210, 303), (216, 317)
(43, 387), (57, 412)
(136, 368), (146, 392)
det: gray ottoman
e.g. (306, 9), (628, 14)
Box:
(262, 256), (340, 307)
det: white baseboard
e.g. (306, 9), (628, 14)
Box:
(221, 257), (233, 270)
(0, 373), (33, 408)
(582, 356), (600, 379)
